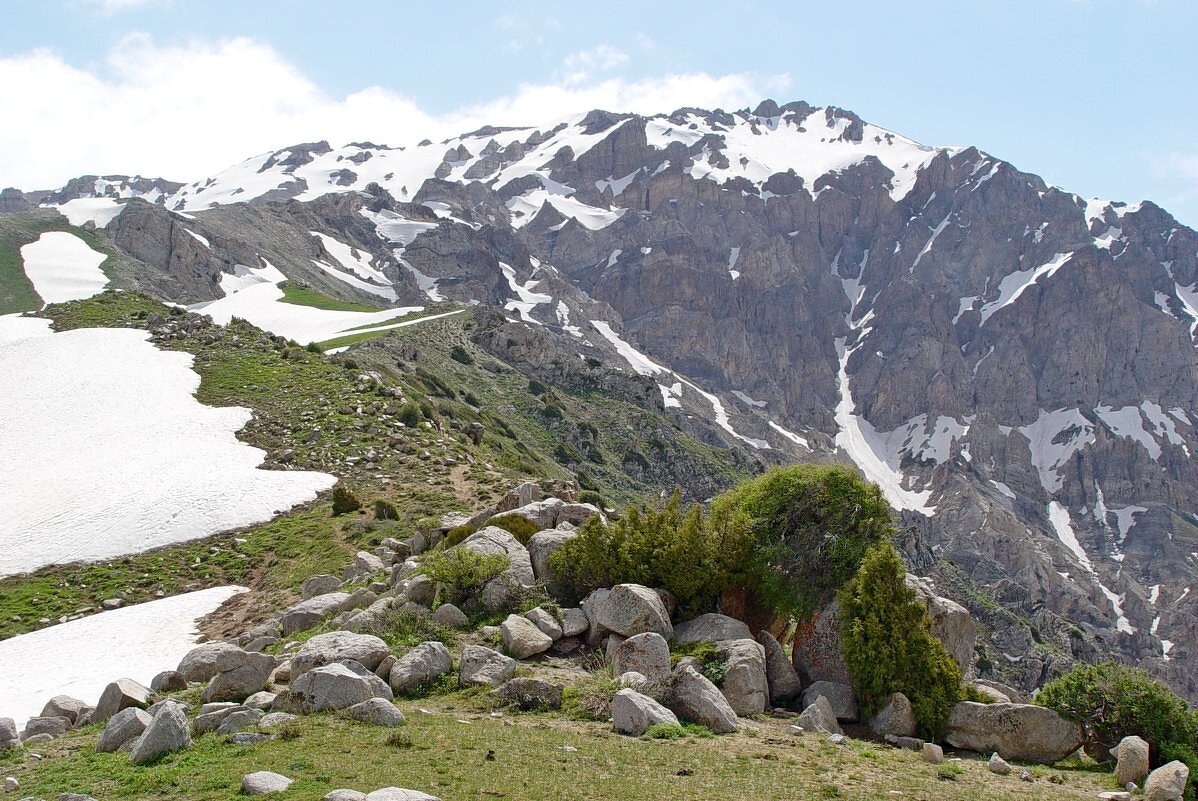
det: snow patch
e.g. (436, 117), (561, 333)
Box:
(979, 253), (1073, 324)
(54, 197), (125, 228)
(1018, 408), (1096, 493)
(20, 231), (109, 305)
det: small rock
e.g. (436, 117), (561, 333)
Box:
(215, 708), (264, 736)
(129, 702), (191, 765)
(363, 788), (441, 801)
(244, 691), (278, 710)
(611, 689), (679, 736)
(1018, 768), (1034, 782)
(3, 776), (17, 792)
(922, 742), (944, 764)
(524, 607), (563, 640)
(459, 645), (517, 687)
(1113, 735), (1151, 789)
(1144, 760), (1190, 801)
(500, 614), (554, 659)
(258, 712), (298, 728)
(430, 604), (469, 628)
(828, 733), (847, 746)
(150, 670), (188, 693)
(242, 770), (294, 795)
(796, 696), (841, 735)
(988, 752), (1012, 775)
(324, 791), (368, 801)
(347, 698), (406, 727)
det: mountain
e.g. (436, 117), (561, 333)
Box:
(4, 98), (1197, 701)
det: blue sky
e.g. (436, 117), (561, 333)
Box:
(3, 0), (1197, 226)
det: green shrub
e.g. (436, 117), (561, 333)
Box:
(331, 485), (362, 516)
(960, 684), (994, 704)
(367, 606), (459, 650)
(385, 730), (413, 749)
(397, 400), (423, 427)
(935, 763), (964, 781)
(441, 523), (479, 549)
(487, 513), (542, 546)
(417, 548), (510, 606)
(548, 491), (746, 615)
(643, 722), (687, 740)
(1038, 661), (1198, 781)
(373, 499), (399, 521)
(577, 490), (609, 510)
(450, 344), (474, 365)
(709, 464), (895, 620)
(306, 341), (323, 353)
(670, 640), (727, 687)
(561, 671), (620, 721)
(839, 540), (963, 740)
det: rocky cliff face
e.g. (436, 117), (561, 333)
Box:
(12, 99), (1198, 699)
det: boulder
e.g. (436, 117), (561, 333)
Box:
(0, 717), (19, 750)
(791, 600), (852, 685)
(756, 631), (802, 707)
(242, 771), (294, 794)
(596, 584), (672, 638)
(340, 587), (380, 613)
(93, 678), (154, 722)
(364, 789), (441, 801)
(868, 693), (916, 738)
(96, 707), (151, 753)
(612, 632), (671, 686)
(216, 708), (264, 736)
(388, 642), (453, 693)
(526, 529), (576, 595)
(302, 574), (342, 599)
(459, 645), (517, 687)
(259, 712), (298, 728)
(500, 614), (554, 659)
(1113, 735), (1151, 788)
(129, 702), (191, 765)
(561, 607), (589, 637)
(431, 603), (469, 628)
(666, 664), (738, 733)
(801, 681), (857, 722)
(715, 639), (768, 716)
(555, 503), (602, 527)
(291, 631), (391, 678)
(797, 696), (842, 735)
(193, 703), (244, 734)
(611, 688), (679, 736)
(245, 691), (278, 710)
(503, 499), (563, 529)
(291, 661), (393, 712)
(489, 678), (564, 710)
(524, 607), (563, 640)
(944, 701), (1084, 764)
(201, 651), (276, 703)
(40, 696), (92, 725)
(905, 574), (978, 674)
(177, 641), (245, 682)
(151, 671), (188, 693)
(347, 698), (406, 727)
(457, 527), (536, 611)
(325, 792), (367, 801)
(346, 550), (387, 580)
(1145, 760), (1190, 801)
(989, 752), (1012, 775)
(496, 481), (543, 512)
(281, 592), (351, 635)
(403, 574), (436, 608)
(672, 613), (750, 646)
(21, 716), (71, 740)
(922, 742), (945, 764)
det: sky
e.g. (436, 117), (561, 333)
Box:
(2, 0), (1197, 226)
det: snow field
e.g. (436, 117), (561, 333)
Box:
(19, 231), (109, 305)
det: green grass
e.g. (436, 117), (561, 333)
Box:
(278, 281), (386, 313)
(0, 702), (1118, 801)
(0, 211), (93, 314)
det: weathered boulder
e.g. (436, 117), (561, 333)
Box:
(989, 752), (1012, 775)
(93, 678), (154, 722)
(259, 712), (298, 728)
(1113, 735), (1151, 788)
(501, 614), (554, 659)
(612, 632), (671, 686)
(561, 607), (589, 637)
(347, 698), (406, 727)
(40, 696), (92, 725)
(923, 742), (945, 764)
(0, 717), (20, 750)
(291, 661), (393, 712)
(459, 645), (517, 687)
(524, 606), (563, 640)
(324, 791), (367, 801)
(245, 691), (277, 710)
(280, 592), (351, 635)
(129, 702), (191, 765)
(526, 529), (576, 596)
(177, 641), (245, 683)
(905, 575), (978, 674)
(201, 651), (276, 703)
(797, 695), (842, 735)
(672, 613), (750, 646)
(556, 503), (602, 527)
(403, 574), (436, 608)
(96, 707), (151, 753)
(596, 584), (672, 638)
(756, 631), (802, 707)
(944, 702), (1084, 764)
(666, 664), (738, 733)
(503, 499), (563, 529)
(430, 603), (469, 628)
(21, 716), (71, 740)
(151, 671), (188, 693)
(242, 771), (294, 794)
(1144, 760), (1190, 801)
(611, 688), (679, 736)
(216, 708), (264, 736)
(497, 481), (543, 512)
(489, 678), (564, 710)
(346, 550), (386, 581)
(868, 693), (916, 738)
(388, 642), (453, 693)
(714, 639), (768, 715)
(457, 527), (536, 611)
(791, 600), (852, 685)
(364, 788), (441, 801)
(801, 681), (857, 722)
(193, 702), (242, 734)
(302, 574), (342, 599)
(291, 631), (391, 678)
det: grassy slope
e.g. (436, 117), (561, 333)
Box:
(0, 210), (127, 314)
(278, 281), (387, 313)
(0, 700), (1115, 801)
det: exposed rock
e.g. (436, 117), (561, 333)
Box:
(129, 702), (191, 765)
(923, 742), (945, 764)
(150, 671), (188, 693)
(457, 527), (536, 611)
(291, 661), (393, 712)
(216, 708), (264, 736)
(496, 481), (542, 511)
(302, 574), (342, 599)
(555, 503), (602, 527)
(459, 645), (517, 687)
(242, 771), (294, 795)
(524, 606), (563, 640)
(906, 574), (978, 674)
(666, 664), (738, 733)
(388, 641), (453, 693)
(177, 641), (244, 682)
(431, 603), (469, 628)
(561, 607), (589, 637)
(0, 718), (19, 750)
(245, 691), (278, 710)
(526, 529), (576, 596)
(280, 592), (351, 635)
(40, 696), (91, 725)
(489, 678), (564, 710)
(714, 639), (768, 715)
(201, 650), (276, 703)
(1144, 761), (1190, 801)
(868, 693), (916, 738)
(944, 701), (1084, 764)
(21, 716), (70, 740)
(347, 698), (406, 727)
(193, 703), (243, 734)
(93, 678), (154, 722)
(989, 752), (1012, 775)
(258, 712), (298, 728)
(346, 550), (387, 581)
(503, 499), (563, 529)
(596, 584), (672, 638)
(97, 707), (151, 753)
(801, 681), (857, 722)
(672, 613), (751, 646)
(1113, 735), (1151, 788)
(797, 696), (842, 735)
(756, 630), (802, 706)
(612, 632), (671, 686)
(364, 788), (441, 801)
(501, 613), (554, 659)
(611, 688), (679, 735)
(791, 600), (852, 685)
(291, 631), (391, 678)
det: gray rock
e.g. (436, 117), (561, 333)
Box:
(242, 770), (294, 794)
(201, 651), (276, 703)
(292, 661), (393, 712)
(944, 701), (1084, 764)
(21, 732), (53, 744)
(146, 698), (190, 718)
(39, 696), (91, 725)
(364, 789), (441, 801)
(129, 702), (191, 765)
(193, 704), (245, 734)
(302, 574), (342, 599)
(459, 645), (517, 687)
(457, 527), (535, 612)
(150, 670), (188, 693)
(612, 632), (671, 686)
(21, 716), (71, 740)
(555, 503), (602, 527)
(665, 664), (738, 733)
(525, 529), (576, 596)
(244, 691), (278, 710)
(258, 712), (298, 728)
(1113, 735), (1151, 789)
(868, 693), (916, 738)
(489, 678), (564, 710)
(756, 630), (802, 706)
(325, 791), (368, 801)
(797, 696), (842, 735)
(404, 574), (436, 608)
(0, 717), (19, 750)
(291, 631), (391, 678)
(791, 599), (852, 685)
(280, 592), (351, 635)
(227, 732), (275, 745)
(177, 641), (244, 682)
(560, 607), (589, 637)
(96, 707), (151, 752)
(968, 683), (1012, 703)
(347, 698), (406, 727)
(922, 742), (945, 764)
(340, 587), (380, 613)
(346, 550), (386, 581)
(502, 499), (563, 530)
(1144, 760), (1189, 801)
(93, 678), (154, 722)
(500, 614), (554, 659)
(430, 603), (469, 628)
(988, 752), (1012, 775)
(672, 613), (750, 645)
(715, 639), (768, 716)
(497, 481), (543, 512)
(801, 681), (857, 722)
(596, 584), (672, 638)
(215, 708), (263, 736)
(388, 641), (453, 693)
(524, 607), (563, 640)
(906, 574), (978, 675)
(611, 688), (679, 736)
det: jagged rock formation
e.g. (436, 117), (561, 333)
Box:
(6, 98), (1198, 700)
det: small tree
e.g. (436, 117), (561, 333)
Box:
(331, 485), (361, 516)
(840, 540), (963, 740)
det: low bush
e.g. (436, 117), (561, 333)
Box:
(397, 400), (423, 428)
(643, 722), (687, 740)
(373, 499), (399, 521)
(670, 641), (727, 687)
(1038, 661), (1197, 783)
(368, 606), (459, 650)
(840, 540), (963, 741)
(417, 548), (510, 607)
(450, 344), (474, 365)
(561, 670), (620, 721)
(441, 523), (479, 549)
(331, 485), (362, 516)
(487, 513), (542, 546)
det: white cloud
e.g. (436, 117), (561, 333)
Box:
(0, 35), (788, 189)
(562, 44), (630, 84)
(80, 0), (166, 14)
